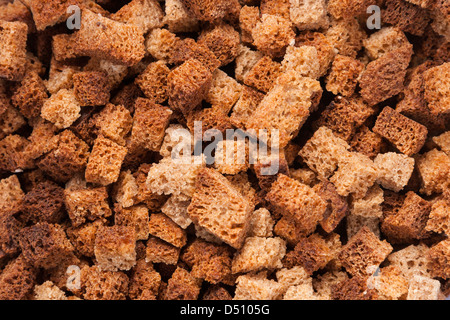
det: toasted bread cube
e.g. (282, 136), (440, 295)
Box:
(0, 174), (24, 215)
(314, 180), (349, 233)
(234, 273), (284, 300)
(374, 152), (415, 192)
(248, 208), (274, 238)
(94, 225), (136, 272)
(111, 0), (164, 33)
(289, 0), (329, 30)
(314, 96), (375, 142)
(349, 185), (384, 219)
(326, 55), (364, 97)
(331, 276), (379, 300)
(239, 5), (260, 44)
(0, 0), (35, 33)
(364, 27), (410, 60)
(181, 239), (233, 284)
(37, 130), (90, 183)
(179, 0), (235, 22)
(0, 134), (33, 172)
(45, 59), (79, 95)
(367, 266), (409, 300)
(232, 237), (286, 274)
(235, 45), (263, 82)
(203, 285), (233, 300)
(112, 170), (138, 208)
(213, 139), (249, 175)
(243, 56), (282, 93)
(164, 0), (199, 33)
(252, 14), (295, 58)
(246, 83), (312, 148)
(164, 267), (201, 300)
(230, 86), (265, 129)
(66, 220), (104, 257)
(327, 0), (374, 20)
(73, 71), (110, 107)
(64, 186), (112, 226)
(128, 259), (161, 300)
(373, 107), (428, 156)
(0, 211), (23, 259)
(428, 239), (450, 279)
(135, 61), (170, 104)
(299, 126), (351, 179)
(346, 214), (381, 239)
(338, 226), (393, 277)
(83, 57), (128, 90)
(93, 103), (133, 146)
(407, 275), (442, 300)
(145, 28), (180, 62)
(80, 265), (129, 300)
(381, 191), (432, 243)
(27, 0), (83, 31)
(330, 152), (378, 198)
(171, 38), (220, 73)
(266, 174), (327, 236)
(11, 71), (48, 119)
(0, 255), (36, 300)
(0, 20), (28, 81)
(76, 9), (145, 66)
(325, 18), (367, 58)
(425, 196), (450, 235)
(360, 44), (413, 106)
(387, 243), (432, 280)
(85, 135), (128, 186)
(145, 237), (180, 265)
(148, 213), (187, 248)
(423, 62), (450, 115)
(261, 0), (290, 19)
(19, 222), (75, 269)
(350, 126), (386, 159)
(281, 45), (320, 79)
(33, 281), (67, 301)
(115, 204), (149, 241)
(206, 69), (242, 114)
(416, 149), (450, 195)
(167, 59), (213, 116)
(41, 89), (81, 129)
(187, 168), (253, 249)
(382, 0), (430, 36)
(198, 23), (240, 67)
(161, 195), (192, 229)
(433, 131), (450, 156)
(52, 33), (81, 62)
(0, 100), (26, 140)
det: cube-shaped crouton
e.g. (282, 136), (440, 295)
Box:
(314, 96), (375, 142)
(331, 276), (379, 300)
(266, 174), (327, 236)
(37, 130), (90, 183)
(181, 239), (233, 284)
(327, 0), (374, 20)
(45, 59), (80, 95)
(145, 237), (180, 265)
(407, 275), (442, 300)
(235, 45), (263, 82)
(52, 33), (80, 62)
(281, 45), (320, 79)
(66, 220), (104, 258)
(330, 152), (378, 198)
(213, 139), (250, 175)
(314, 180), (349, 233)
(11, 72), (48, 119)
(261, 0), (290, 19)
(111, 0), (164, 33)
(85, 135), (128, 186)
(363, 27), (410, 60)
(171, 38), (220, 73)
(146, 28), (180, 63)
(135, 61), (170, 104)
(0, 20), (27, 81)
(239, 5), (260, 44)
(167, 59), (213, 116)
(252, 14), (295, 58)
(76, 9), (145, 66)
(428, 239), (450, 279)
(206, 69), (242, 114)
(350, 126), (387, 159)
(0, 134), (33, 172)
(359, 44), (413, 106)
(19, 222), (75, 269)
(112, 170), (138, 208)
(80, 265), (129, 300)
(338, 227), (393, 277)
(230, 86), (265, 129)
(325, 18), (367, 58)
(374, 152), (415, 192)
(115, 205), (149, 241)
(73, 71), (111, 107)
(93, 103), (133, 146)
(425, 197), (450, 235)
(232, 237), (286, 274)
(130, 98), (172, 152)
(179, 0), (235, 22)
(164, 267), (202, 300)
(367, 266), (409, 300)
(0, 103), (26, 140)
(0, 175), (24, 215)
(423, 62), (450, 115)
(83, 57), (129, 90)
(299, 126), (351, 179)
(41, 89), (81, 129)
(433, 131), (450, 156)
(27, 0), (84, 31)
(164, 0), (199, 33)
(187, 168), (254, 249)
(248, 208), (274, 238)
(64, 186), (112, 226)
(33, 281), (67, 300)
(381, 191), (432, 243)
(198, 23), (240, 67)
(21, 181), (65, 224)
(94, 225), (136, 272)
(0, 213), (23, 259)
(246, 84), (311, 148)
(148, 213), (187, 248)
(350, 185), (384, 218)
(416, 149), (450, 196)
(128, 259), (161, 300)
(0, 255), (36, 300)
(203, 285), (233, 300)
(382, 0), (430, 36)
(243, 56), (283, 93)
(387, 243), (432, 280)
(111, 83), (144, 113)
(234, 273), (284, 300)
(346, 214), (381, 240)
(283, 233), (341, 274)
(373, 107), (428, 156)
(326, 55), (364, 97)
(161, 195), (192, 229)
(289, 0), (329, 30)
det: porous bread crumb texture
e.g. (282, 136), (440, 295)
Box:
(0, 0), (448, 301)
